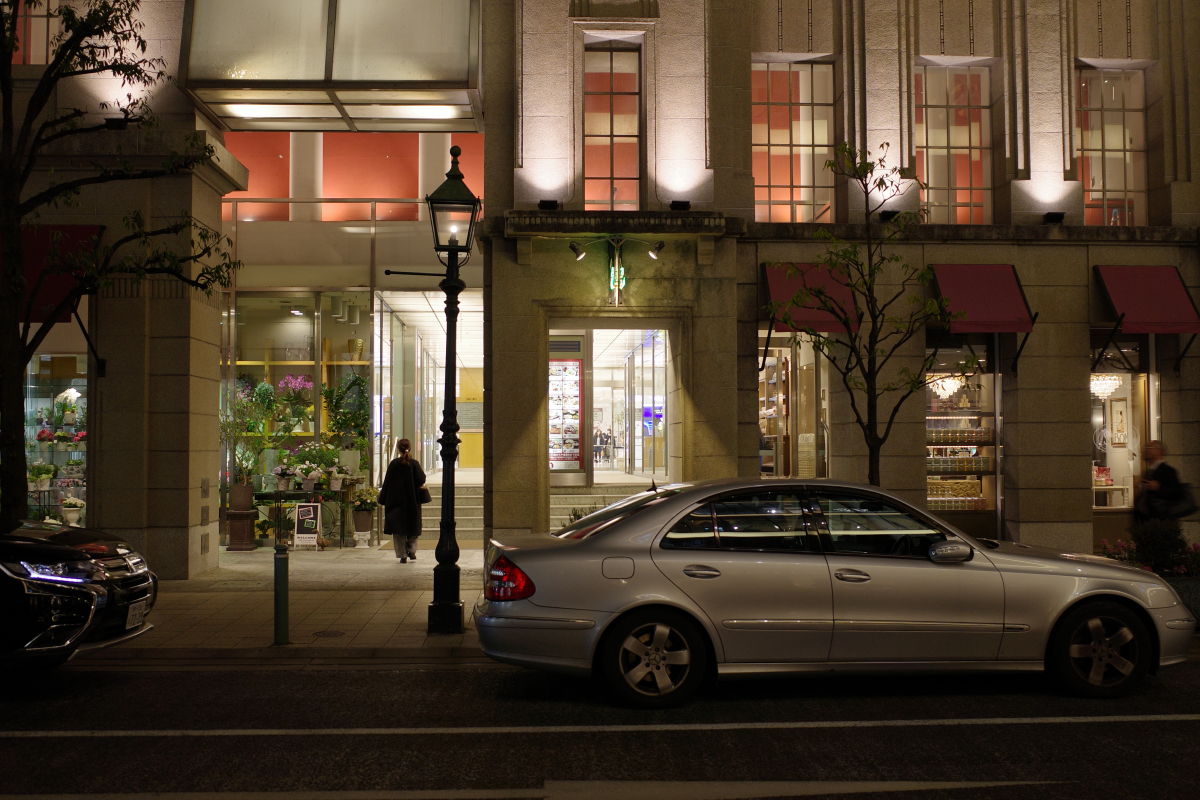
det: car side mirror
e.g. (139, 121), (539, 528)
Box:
(928, 540), (974, 563)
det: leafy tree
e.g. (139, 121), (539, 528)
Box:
(1, 0), (240, 532)
(773, 143), (969, 486)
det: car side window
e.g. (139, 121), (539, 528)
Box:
(710, 490), (815, 552)
(813, 492), (946, 557)
(661, 507), (718, 549)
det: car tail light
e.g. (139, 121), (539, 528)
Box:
(485, 555), (535, 601)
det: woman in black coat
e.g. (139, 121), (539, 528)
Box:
(378, 438), (426, 562)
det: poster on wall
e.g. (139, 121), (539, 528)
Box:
(549, 359), (583, 470)
(1109, 398), (1128, 447)
(293, 503), (321, 547)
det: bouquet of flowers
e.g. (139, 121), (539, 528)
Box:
(271, 463), (295, 478)
(295, 441), (338, 468)
(327, 463), (351, 477)
(61, 496), (86, 508)
(352, 486), (379, 512)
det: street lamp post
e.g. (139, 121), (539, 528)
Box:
(423, 146), (481, 634)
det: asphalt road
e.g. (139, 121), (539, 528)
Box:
(1, 655), (1197, 800)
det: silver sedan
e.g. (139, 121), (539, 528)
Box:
(474, 479), (1195, 707)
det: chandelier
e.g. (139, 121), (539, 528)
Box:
(1090, 373), (1122, 399)
(930, 374), (964, 400)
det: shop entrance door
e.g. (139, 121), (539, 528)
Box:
(549, 327), (672, 487)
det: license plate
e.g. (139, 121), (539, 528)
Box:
(125, 598), (149, 630)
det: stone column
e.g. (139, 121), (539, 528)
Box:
(290, 132), (323, 221)
(419, 133), (453, 220)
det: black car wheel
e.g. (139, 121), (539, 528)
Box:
(1048, 601), (1151, 697)
(599, 608), (709, 708)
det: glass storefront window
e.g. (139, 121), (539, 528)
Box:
(1090, 337), (1148, 510)
(924, 341), (998, 515)
(24, 354), (88, 524)
(758, 334), (828, 478)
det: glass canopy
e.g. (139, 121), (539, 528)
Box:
(182, 0), (480, 132)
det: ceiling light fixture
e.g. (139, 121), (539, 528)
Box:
(1090, 373), (1122, 399)
(929, 374), (964, 400)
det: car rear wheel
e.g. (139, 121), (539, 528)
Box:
(599, 609), (709, 708)
(1048, 601), (1151, 697)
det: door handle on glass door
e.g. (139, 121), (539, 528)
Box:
(682, 565), (721, 579)
(834, 569), (871, 583)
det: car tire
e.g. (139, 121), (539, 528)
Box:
(1047, 601), (1152, 698)
(598, 608), (709, 708)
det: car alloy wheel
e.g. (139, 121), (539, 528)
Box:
(600, 609), (709, 708)
(1049, 601), (1151, 697)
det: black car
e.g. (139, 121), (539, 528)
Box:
(1, 520), (157, 669)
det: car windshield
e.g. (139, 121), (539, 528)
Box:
(552, 488), (684, 540)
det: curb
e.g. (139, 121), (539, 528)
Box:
(71, 644), (489, 665)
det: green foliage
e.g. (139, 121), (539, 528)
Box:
(321, 372), (370, 447)
(294, 441), (339, 469)
(27, 463), (58, 480)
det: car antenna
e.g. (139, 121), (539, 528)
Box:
(647, 479), (658, 493)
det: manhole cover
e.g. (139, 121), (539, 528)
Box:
(312, 630), (346, 638)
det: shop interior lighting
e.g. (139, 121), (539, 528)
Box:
(289, 307), (304, 316)
(1090, 373), (1122, 399)
(930, 374), (964, 400)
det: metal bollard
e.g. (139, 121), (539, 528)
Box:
(273, 542), (290, 645)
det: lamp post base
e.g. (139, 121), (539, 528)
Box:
(427, 601), (465, 634)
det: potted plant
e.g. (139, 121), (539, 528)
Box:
(61, 403), (77, 426)
(219, 386), (265, 510)
(254, 519), (274, 542)
(296, 461), (324, 492)
(28, 462), (57, 491)
(53, 430), (72, 451)
(271, 462), (295, 491)
(73, 430), (87, 451)
(326, 463), (351, 491)
(63, 459), (85, 478)
(277, 373), (315, 432)
(321, 372), (370, 472)
(36, 428), (53, 451)
(352, 486), (378, 534)
(60, 496), (85, 526)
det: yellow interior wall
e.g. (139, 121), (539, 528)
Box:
(458, 367), (484, 467)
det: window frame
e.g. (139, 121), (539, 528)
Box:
(750, 60), (837, 224)
(581, 41), (643, 212)
(1075, 67), (1148, 227)
(913, 64), (994, 225)
(659, 487), (822, 554)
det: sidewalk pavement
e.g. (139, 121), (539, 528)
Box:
(75, 545), (488, 666)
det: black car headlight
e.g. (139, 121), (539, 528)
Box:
(2, 559), (108, 585)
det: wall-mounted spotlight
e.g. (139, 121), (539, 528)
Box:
(878, 210), (900, 222)
(567, 236), (665, 306)
(1042, 211), (1066, 225)
(669, 200), (691, 211)
(537, 199), (561, 211)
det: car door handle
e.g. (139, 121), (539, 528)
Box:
(682, 565), (722, 579)
(834, 569), (871, 583)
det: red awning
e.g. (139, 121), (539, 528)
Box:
(763, 263), (857, 333)
(1095, 265), (1200, 334)
(21, 225), (103, 323)
(931, 264), (1034, 334)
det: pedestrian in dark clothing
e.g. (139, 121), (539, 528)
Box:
(1132, 439), (1186, 573)
(379, 438), (426, 562)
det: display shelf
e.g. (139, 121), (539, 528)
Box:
(927, 457), (993, 475)
(926, 428), (994, 445)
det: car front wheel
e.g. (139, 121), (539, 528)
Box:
(1048, 601), (1152, 697)
(599, 609), (709, 708)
